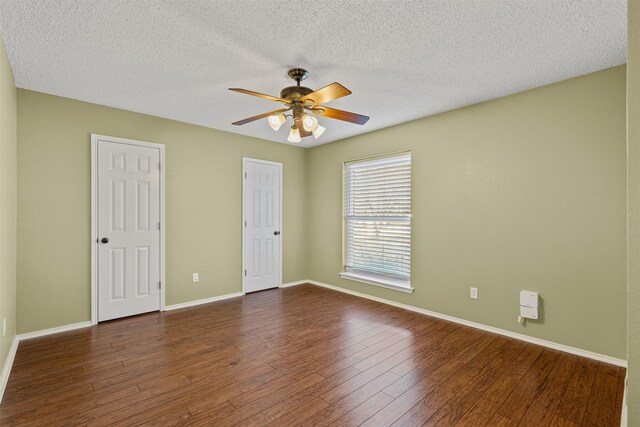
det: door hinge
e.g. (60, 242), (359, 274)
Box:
(244, 269), (247, 276)
(157, 222), (161, 230)
(244, 220), (247, 227)
(157, 162), (161, 171)
(244, 172), (247, 179)
(158, 281), (162, 289)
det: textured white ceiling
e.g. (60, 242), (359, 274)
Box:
(0, 1), (627, 147)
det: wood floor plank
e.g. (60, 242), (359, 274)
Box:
(613, 366), (626, 424)
(34, 385), (140, 421)
(485, 348), (562, 426)
(550, 358), (599, 427)
(0, 284), (624, 427)
(191, 366), (361, 425)
(580, 363), (623, 427)
(0, 409), (36, 427)
(454, 343), (544, 426)
(518, 353), (577, 427)
(422, 339), (527, 426)
(360, 334), (499, 427)
(391, 336), (513, 427)
(138, 406), (192, 427)
(333, 391), (395, 426)
(301, 370), (400, 426)
(383, 327), (489, 398)
(225, 362), (323, 409)
(0, 383), (94, 419)
(264, 397), (330, 426)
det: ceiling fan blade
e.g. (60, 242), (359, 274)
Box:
(300, 82), (351, 105)
(232, 108), (290, 126)
(310, 106), (369, 125)
(229, 88), (289, 104)
(294, 117), (312, 137)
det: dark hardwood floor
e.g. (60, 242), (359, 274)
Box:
(0, 284), (625, 426)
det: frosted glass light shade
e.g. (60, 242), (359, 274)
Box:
(302, 114), (318, 132)
(268, 114), (286, 131)
(287, 126), (301, 143)
(312, 125), (326, 139)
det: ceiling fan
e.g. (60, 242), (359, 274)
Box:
(229, 68), (369, 143)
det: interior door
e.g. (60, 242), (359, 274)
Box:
(243, 159), (282, 293)
(97, 138), (161, 321)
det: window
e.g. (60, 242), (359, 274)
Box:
(340, 153), (412, 293)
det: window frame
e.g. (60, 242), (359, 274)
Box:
(340, 152), (413, 294)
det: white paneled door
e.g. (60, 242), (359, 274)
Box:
(96, 137), (162, 321)
(243, 158), (282, 293)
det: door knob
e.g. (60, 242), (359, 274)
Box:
(101, 237), (109, 244)
(274, 231), (280, 235)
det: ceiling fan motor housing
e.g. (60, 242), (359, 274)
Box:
(280, 85), (313, 101)
(281, 68), (313, 102)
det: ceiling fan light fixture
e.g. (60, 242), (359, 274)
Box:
(302, 114), (318, 132)
(287, 126), (301, 143)
(312, 124), (326, 139)
(268, 113), (286, 131)
(229, 68), (369, 143)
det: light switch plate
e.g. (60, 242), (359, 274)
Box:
(192, 273), (199, 283)
(470, 287), (478, 299)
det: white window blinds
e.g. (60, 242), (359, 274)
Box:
(344, 153), (411, 285)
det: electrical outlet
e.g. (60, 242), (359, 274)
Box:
(192, 273), (199, 283)
(470, 287), (478, 299)
(2, 318), (6, 337)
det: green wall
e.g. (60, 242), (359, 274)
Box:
(627, 0), (639, 424)
(306, 66), (627, 359)
(0, 38), (16, 380)
(15, 61), (628, 363)
(16, 90), (307, 333)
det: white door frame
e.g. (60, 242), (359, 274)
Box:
(242, 157), (283, 294)
(90, 134), (166, 325)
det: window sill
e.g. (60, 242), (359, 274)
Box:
(338, 272), (414, 294)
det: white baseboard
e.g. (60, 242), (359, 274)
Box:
(280, 280), (308, 288)
(0, 336), (19, 404)
(17, 321), (93, 341)
(288, 280), (627, 368)
(164, 292), (244, 311)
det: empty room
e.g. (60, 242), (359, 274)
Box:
(0, 1), (639, 426)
